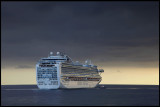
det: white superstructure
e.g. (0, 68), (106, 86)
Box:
(36, 52), (104, 89)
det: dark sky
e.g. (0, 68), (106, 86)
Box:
(1, 1), (159, 69)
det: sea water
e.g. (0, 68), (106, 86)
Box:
(1, 85), (159, 106)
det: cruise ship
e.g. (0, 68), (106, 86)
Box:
(36, 52), (104, 89)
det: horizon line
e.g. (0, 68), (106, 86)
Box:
(1, 84), (159, 86)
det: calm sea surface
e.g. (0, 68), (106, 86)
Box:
(1, 85), (159, 106)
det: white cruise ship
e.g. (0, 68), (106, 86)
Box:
(36, 52), (104, 89)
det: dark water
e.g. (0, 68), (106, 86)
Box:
(1, 85), (159, 106)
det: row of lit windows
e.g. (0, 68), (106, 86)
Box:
(38, 72), (57, 75)
(40, 65), (55, 67)
(37, 76), (57, 79)
(38, 81), (43, 85)
(62, 68), (97, 73)
(38, 81), (58, 85)
(61, 74), (99, 78)
(38, 67), (57, 70)
(38, 72), (57, 74)
(37, 74), (57, 77)
(38, 83), (57, 85)
(62, 77), (100, 81)
(37, 76), (57, 78)
(38, 74), (57, 76)
(62, 67), (97, 72)
(38, 69), (57, 72)
(38, 71), (57, 73)
(61, 72), (98, 76)
(62, 71), (97, 74)
(51, 81), (58, 85)
(62, 70), (97, 73)
(37, 78), (57, 80)
(49, 78), (57, 80)
(62, 72), (97, 75)
(38, 73), (57, 76)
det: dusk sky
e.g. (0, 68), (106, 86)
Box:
(1, 1), (159, 85)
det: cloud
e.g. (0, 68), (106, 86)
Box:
(1, 1), (159, 68)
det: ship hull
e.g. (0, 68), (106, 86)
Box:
(60, 80), (101, 89)
(37, 80), (101, 89)
(36, 63), (101, 89)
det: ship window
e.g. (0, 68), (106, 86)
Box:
(42, 59), (65, 60)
